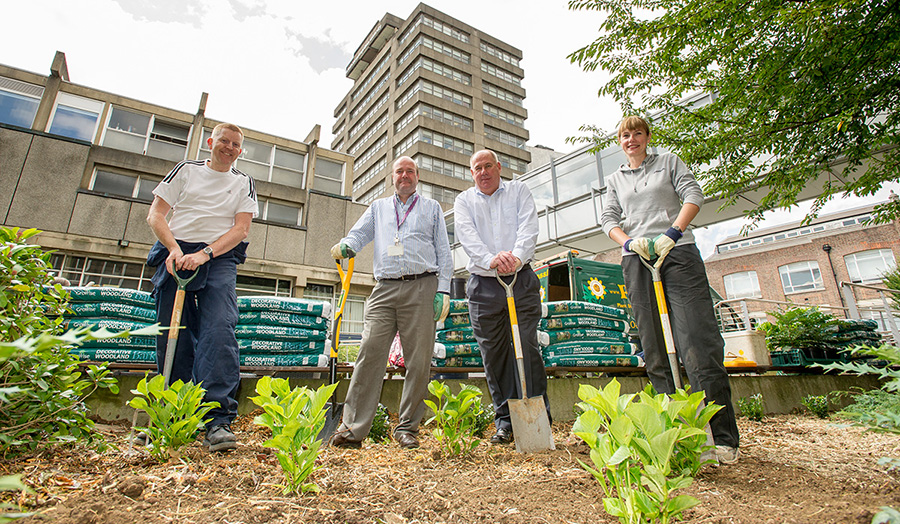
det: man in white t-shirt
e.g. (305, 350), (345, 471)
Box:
(145, 122), (258, 452)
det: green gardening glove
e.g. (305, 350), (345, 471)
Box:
(433, 292), (450, 322)
(330, 242), (355, 259)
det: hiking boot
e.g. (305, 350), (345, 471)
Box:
(715, 445), (740, 465)
(203, 425), (237, 452)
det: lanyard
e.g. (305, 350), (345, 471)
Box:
(394, 194), (419, 230)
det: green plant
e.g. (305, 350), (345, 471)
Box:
(823, 344), (900, 434)
(250, 377), (338, 494)
(800, 394), (830, 419)
(473, 400), (494, 438)
(873, 506), (900, 524)
(128, 374), (218, 462)
(573, 379), (721, 524)
(758, 307), (842, 352)
(424, 381), (483, 457)
(368, 404), (391, 443)
(1, 474), (32, 523)
(880, 264), (900, 312)
(736, 393), (765, 422)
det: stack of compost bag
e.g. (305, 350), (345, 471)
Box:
(235, 296), (332, 367)
(539, 300), (643, 368)
(432, 299), (483, 368)
(64, 287), (158, 364)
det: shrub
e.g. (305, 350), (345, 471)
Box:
(368, 404), (391, 443)
(424, 381), (483, 457)
(251, 377), (338, 494)
(128, 374), (219, 462)
(800, 394), (830, 419)
(822, 344), (900, 434)
(736, 393), (765, 421)
(473, 401), (494, 438)
(573, 380), (721, 524)
(758, 307), (841, 352)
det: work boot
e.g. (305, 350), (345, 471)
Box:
(715, 445), (740, 465)
(203, 425), (237, 452)
(490, 427), (513, 444)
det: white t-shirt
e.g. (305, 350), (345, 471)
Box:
(153, 160), (259, 243)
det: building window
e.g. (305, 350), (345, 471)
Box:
(844, 249), (896, 284)
(497, 152), (528, 174)
(258, 197), (302, 226)
(415, 154), (470, 181)
(236, 275), (292, 297)
(483, 103), (525, 128)
(47, 92), (104, 142)
(484, 125), (527, 149)
(90, 169), (157, 201)
(418, 181), (460, 206)
(358, 183), (385, 205)
(723, 271), (761, 299)
(102, 107), (190, 162)
(395, 128), (473, 157)
(0, 76), (44, 128)
(353, 156), (387, 194)
(313, 158), (345, 195)
(200, 130), (306, 188)
(778, 261), (824, 294)
(354, 134), (387, 171)
(481, 61), (522, 86)
(483, 82), (524, 107)
(348, 113), (388, 156)
(479, 42), (520, 68)
(49, 253), (153, 292)
(304, 283), (365, 336)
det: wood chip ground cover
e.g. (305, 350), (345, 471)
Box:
(3, 414), (899, 523)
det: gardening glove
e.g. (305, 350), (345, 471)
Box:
(433, 292), (450, 323)
(651, 227), (683, 259)
(624, 237), (654, 260)
(330, 242), (355, 260)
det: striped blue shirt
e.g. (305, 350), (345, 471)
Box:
(342, 192), (452, 293)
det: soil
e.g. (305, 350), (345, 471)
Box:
(3, 414), (899, 524)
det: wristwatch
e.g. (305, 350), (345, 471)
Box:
(671, 224), (684, 233)
(202, 246), (214, 258)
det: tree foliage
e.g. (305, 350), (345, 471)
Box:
(568, 0), (900, 226)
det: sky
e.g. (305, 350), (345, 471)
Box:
(3, 0), (896, 259)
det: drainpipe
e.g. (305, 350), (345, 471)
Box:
(822, 244), (846, 311)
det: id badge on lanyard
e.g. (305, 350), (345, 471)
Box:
(390, 195), (418, 257)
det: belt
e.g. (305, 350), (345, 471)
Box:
(381, 272), (435, 282)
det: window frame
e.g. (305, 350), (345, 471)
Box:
(778, 261), (825, 294)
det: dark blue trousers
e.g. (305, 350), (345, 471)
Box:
(467, 266), (549, 431)
(622, 244), (740, 448)
(154, 255), (240, 428)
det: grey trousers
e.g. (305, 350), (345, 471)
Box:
(340, 274), (437, 440)
(467, 266), (549, 432)
(622, 244), (740, 448)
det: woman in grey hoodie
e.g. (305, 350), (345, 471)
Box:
(600, 115), (740, 464)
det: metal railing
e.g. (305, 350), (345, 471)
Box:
(840, 281), (900, 345)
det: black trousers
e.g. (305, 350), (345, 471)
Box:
(622, 244), (739, 448)
(467, 266), (549, 431)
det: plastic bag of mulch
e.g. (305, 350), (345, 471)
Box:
(542, 340), (638, 357)
(64, 287), (155, 308)
(541, 301), (627, 321)
(64, 318), (154, 332)
(237, 339), (328, 355)
(432, 355), (484, 368)
(237, 296), (332, 317)
(71, 348), (157, 364)
(539, 315), (628, 332)
(543, 354), (643, 367)
(448, 299), (469, 314)
(433, 341), (481, 359)
(238, 311), (328, 330)
(537, 328), (628, 346)
(65, 302), (157, 322)
(76, 336), (156, 350)
(234, 324), (327, 342)
(436, 313), (471, 330)
(435, 327), (477, 343)
(239, 354), (328, 367)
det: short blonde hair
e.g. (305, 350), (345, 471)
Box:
(617, 116), (651, 138)
(212, 122), (243, 140)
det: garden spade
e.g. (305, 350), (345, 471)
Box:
(638, 254), (717, 464)
(319, 255), (354, 444)
(130, 267), (198, 444)
(496, 271), (555, 453)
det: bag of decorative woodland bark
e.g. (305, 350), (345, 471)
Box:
(539, 315), (628, 332)
(237, 339), (328, 355)
(537, 328), (629, 346)
(237, 296), (332, 317)
(541, 300), (627, 321)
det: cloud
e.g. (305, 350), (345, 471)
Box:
(110, 0), (208, 27)
(227, 0), (269, 21)
(284, 28), (351, 74)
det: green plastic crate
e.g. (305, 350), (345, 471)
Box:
(769, 347), (845, 367)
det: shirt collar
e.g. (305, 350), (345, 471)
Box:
(475, 179), (508, 198)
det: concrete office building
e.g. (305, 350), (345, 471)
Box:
(0, 52), (377, 336)
(331, 3), (531, 209)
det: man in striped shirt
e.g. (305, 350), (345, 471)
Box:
(330, 156), (452, 449)
(146, 122), (258, 452)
